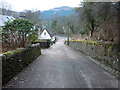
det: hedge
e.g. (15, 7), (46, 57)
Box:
(1, 44), (41, 85)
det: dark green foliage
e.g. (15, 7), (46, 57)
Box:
(4, 19), (34, 32)
(28, 29), (40, 42)
(75, 2), (119, 39)
(41, 39), (52, 48)
(2, 19), (34, 52)
(80, 2), (99, 37)
(51, 20), (58, 31)
(2, 45), (41, 85)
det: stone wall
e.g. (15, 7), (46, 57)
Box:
(1, 44), (41, 85)
(65, 41), (119, 75)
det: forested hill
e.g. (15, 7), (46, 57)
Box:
(40, 6), (75, 19)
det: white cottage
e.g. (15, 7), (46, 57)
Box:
(38, 29), (55, 40)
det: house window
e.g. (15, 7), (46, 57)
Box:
(44, 32), (46, 35)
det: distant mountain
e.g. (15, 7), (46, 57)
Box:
(40, 6), (75, 19)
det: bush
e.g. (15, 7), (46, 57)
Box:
(2, 19), (34, 52)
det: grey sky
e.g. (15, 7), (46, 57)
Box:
(0, 0), (81, 11)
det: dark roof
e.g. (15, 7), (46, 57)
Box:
(0, 15), (15, 26)
(45, 28), (55, 37)
(35, 24), (41, 29)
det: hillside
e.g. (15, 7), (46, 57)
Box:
(40, 6), (75, 19)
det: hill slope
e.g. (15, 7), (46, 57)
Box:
(41, 6), (75, 19)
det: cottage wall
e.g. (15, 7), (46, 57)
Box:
(39, 30), (52, 40)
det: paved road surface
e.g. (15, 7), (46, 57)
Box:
(4, 38), (119, 88)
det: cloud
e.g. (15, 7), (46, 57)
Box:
(1, 0), (80, 11)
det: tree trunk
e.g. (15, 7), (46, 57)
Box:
(88, 30), (93, 40)
(90, 30), (93, 37)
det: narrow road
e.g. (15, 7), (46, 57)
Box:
(4, 38), (119, 88)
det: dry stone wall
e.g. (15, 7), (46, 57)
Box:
(65, 41), (120, 76)
(1, 44), (41, 85)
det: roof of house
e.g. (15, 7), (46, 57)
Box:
(44, 28), (55, 37)
(0, 15), (15, 26)
(35, 24), (41, 29)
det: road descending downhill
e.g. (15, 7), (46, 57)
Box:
(3, 38), (119, 88)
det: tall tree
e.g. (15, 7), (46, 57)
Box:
(82, 2), (99, 37)
(0, 1), (13, 15)
(23, 10), (42, 28)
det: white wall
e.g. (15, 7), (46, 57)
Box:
(38, 29), (52, 39)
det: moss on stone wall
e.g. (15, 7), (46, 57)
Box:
(69, 40), (117, 52)
(69, 40), (103, 45)
(2, 50), (20, 55)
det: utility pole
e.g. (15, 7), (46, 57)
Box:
(67, 28), (70, 45)
(38, 28), (41, 39)
(67, 24), (73, 45)
(67, 23), (71, 46)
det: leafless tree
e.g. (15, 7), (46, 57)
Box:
(0, 1), (13, 15)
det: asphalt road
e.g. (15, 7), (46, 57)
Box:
(3, 38), (119, 88)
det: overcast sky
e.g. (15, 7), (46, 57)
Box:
(0, 0), (81, 11)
